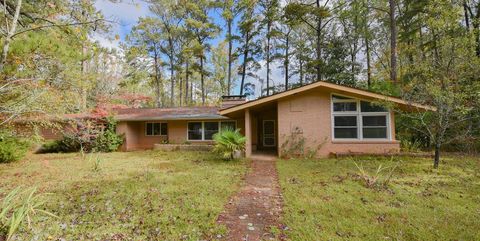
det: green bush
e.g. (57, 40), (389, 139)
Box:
(92, 117), (123, 152)
(213, 129), (245, 160)
(0, 134), (30, 163)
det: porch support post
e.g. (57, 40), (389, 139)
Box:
(245, 108), (252, 157)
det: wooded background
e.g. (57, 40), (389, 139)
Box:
(1, 0), (480, 155)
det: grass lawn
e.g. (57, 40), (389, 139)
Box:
(0, 150), (246, 240)
(277, 155), (480, 240)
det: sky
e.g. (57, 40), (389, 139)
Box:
(93, 0), (286, 97)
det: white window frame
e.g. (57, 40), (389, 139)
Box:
(187, 120), (237, 141)
(145, 122), (168, 136)
(331, 93), (391, 141)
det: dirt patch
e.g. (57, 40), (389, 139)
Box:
(217, 154), (284, 240)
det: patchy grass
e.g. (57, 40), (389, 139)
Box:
(0, 151), (246, 240)
(277, 156), (480, 240)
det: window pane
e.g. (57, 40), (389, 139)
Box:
(334, 116), (357, 127)
(220, 121), (236, 131)
(362, 116), (386, 126)
(361, 101), (387, 112)
(333, 102), (357, 112)
(363, 127), (387, 138)
(146, 123), (153, 135)
(161, 123), (168, 135)
(204, 122), (219, 140)
(188, 122), (202, 140)
(334, 128), (358, 138)
(153, 123), (161, 135)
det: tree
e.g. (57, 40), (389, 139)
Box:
(259, 0), (280, 96)
(238, 0), (261, 95)
(126, 17), (164, 107)
(184, 0), (219, 105)
(219, 0), (241, 95)
(150, 0), (183, 106)
(400, 0), (480, 168)
(285, 0), (335, 81)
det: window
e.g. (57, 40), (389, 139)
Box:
(334, 116), (358, 138)
(362, 115), (387, 139)
(187, 121), (237, 141)
(188, 122), (203, 140)
(332, 94), (389, 140)
(146, 122), (168, 136)
(220, 121), (236, 131)
(204, 122), (219, 140)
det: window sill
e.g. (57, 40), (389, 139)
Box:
(332, 140), (399, 144)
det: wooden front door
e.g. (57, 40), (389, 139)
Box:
(263, 120), (276, 147)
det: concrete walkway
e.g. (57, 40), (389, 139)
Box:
(217, 153), (284, 240)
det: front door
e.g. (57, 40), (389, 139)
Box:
(263, 120), (276, 147)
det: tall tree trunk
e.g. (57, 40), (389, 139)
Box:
(185, 60), (189, 105)
(169, 41), (175, 107)
(190, 82), (193, 102)
(153, 51), (162, 108)
(365, 36), (371, 88)
(266, 21), (271, 96)
(0, 0), (22, 73)
(474, 3), (480, 56)
(285, 31), (290, 91)
(239, 32), (250, 96)
(179, 75), (183, 106)
(463, 1), (470, 30)
(299, 58), (304, 85)
(316, 0), (322, 81)
(81, 43), (88, 110)
(227, 19), (233, 95)
(433, 143), (440, 169)
(200, 56), (205, 104)
(389, 0), (398, 84)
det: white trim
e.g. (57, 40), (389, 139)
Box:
(186, 120), (237, 141)
(263, 120), (276, 147)
(145, 122), (168, 136)
(330, 93), (392, 141)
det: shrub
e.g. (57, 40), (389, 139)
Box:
(0, 134), (30, 163)
(213, 129), (246, 160)
(92, 117), (123, 152)
(39, 116), (123, 153)
(353, 158), (400, 189)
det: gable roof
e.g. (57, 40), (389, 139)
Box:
(219, 81), (435, 115)
(114, 106), (227, 121)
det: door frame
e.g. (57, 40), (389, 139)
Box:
(262, 120), (276, 147)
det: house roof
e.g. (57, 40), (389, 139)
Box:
(114, 106), (228, 121)
(219, 81), (435, 115)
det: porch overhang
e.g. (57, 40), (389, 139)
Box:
(219, 81), (435, 117)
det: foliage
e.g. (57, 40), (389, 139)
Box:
(92, 117), (123, 152)
(280, 128), (325, 159)
(0, 132), (29, 163)
(213, 129), (246, 160)
(0, 151), (246, 239)
(39, 117), (123, 153)
(0, 187), (57, 240)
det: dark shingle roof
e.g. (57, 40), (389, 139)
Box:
(114, 106), (227, 121)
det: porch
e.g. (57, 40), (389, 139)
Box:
(222, 101), (279, 158)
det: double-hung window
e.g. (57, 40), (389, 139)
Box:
(146, 122), (168, 136)
(332, 95), (389, 140)
(188, 121), (237, 141)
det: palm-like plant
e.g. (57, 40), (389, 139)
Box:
(213, 129), (246, 160)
